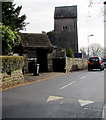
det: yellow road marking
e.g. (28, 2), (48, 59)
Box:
(47, 96), (64, 102)
(1, 73), (65, 91)
(79, 99), (94, 106)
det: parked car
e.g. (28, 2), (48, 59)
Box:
(88, 57), (104, 71)
(102, 58), (106, 68)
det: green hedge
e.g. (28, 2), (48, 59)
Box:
(0, 56), (24, 74)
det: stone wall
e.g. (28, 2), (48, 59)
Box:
(65, 57), (88, 73)
(23, 54), (28, 74)
(47, 53), (53, 72)
(0, 70), (25, 89)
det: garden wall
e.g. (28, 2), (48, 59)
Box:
(0, 56), (25, 90)
(65, 58), (88, 73)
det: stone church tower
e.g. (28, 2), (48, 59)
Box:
(54, 5), (78, 53)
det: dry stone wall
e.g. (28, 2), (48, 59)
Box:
(0, 56), (25, 90)
(65, 58), (88, 73)
(0, 70), (25, 90)
(47, 53), (53, 72)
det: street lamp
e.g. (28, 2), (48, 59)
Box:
(88, 34), (93, 58)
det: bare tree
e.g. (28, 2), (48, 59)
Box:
(89, 43), (104, 57)
(80, 47), (88, 58)
(104, 47), (106, 57)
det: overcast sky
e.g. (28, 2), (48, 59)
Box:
(14, 0), (105, 50)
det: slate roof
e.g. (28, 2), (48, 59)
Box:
(54, 5), (77, 19)
(20, 33), (53, 51)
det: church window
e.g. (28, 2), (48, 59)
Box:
(63, 26), (68, 30)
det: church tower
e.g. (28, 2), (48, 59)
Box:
(54, 5), (78, 53)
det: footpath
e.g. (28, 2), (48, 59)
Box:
(24, 72), (65, 82)
(2, 72), (65, 91)
(103, 103), (106, 119)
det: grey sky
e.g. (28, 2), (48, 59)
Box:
(14, 0), (104, 50)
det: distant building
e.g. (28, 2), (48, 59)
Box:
(54, 5), (78, 53)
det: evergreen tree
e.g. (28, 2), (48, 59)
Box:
(2, 2), (27, 31)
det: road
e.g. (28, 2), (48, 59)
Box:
(2, 69), (104, 118)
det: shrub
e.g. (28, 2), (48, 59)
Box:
(1, 24), (21, 55)
(66, 48), (75, 58)
(0, 56), (24, 75)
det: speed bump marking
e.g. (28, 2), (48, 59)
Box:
(47, 96), (64, 102)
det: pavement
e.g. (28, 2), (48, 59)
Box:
(103, 103), (106, 119)
(24, 72), (65, 82)
(2, 72), (66, 91)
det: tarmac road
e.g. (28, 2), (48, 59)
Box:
(2, 69), (104, 119)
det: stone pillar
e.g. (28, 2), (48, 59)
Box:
(23, 53), (28, 74)
(47, 53), (53, 72)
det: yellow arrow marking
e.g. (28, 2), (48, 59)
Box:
(47, 96), (63, 102)
(79, 99), (94, 106)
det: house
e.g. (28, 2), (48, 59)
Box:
(20, 33), (53, 73)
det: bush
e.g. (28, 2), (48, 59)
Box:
(1, 24), (21, 55)
(66, 48), (74, 58)
(0, 56), (24, 75)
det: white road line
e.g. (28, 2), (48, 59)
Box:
(80, 76), (87, 79)
(60, 81), (76, 90)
